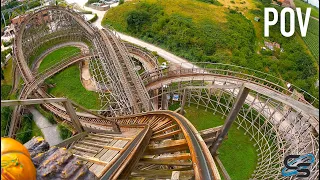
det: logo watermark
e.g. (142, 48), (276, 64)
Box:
(281, 154), (315, 178)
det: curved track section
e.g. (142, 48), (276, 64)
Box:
(144, 65), (319, 179)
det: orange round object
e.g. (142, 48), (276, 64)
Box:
(1, 138), (36, 180)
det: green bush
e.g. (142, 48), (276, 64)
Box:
(1, 106), (12, 137)
(16, 114), (33, 144)
(1, 85), (12, 100)
(119, 0), (124, 5)
(47, 114), (57, 124)
(197, 0), (222, 5)
(89, 13), (98, 23)
(1, 48), (12, 63)
(2, 39), (12, 47)
(58, 124), (73, 140)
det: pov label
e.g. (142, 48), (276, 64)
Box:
(264, 7), (311, 37)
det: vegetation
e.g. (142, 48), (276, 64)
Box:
(1, 0), (41, 28)
(1, 48), (12, 63)
(294, 0), (319, 18)
(1, 85), (12, 100)
(296, 14), (319, 61)
(2, 39), (13, 47)
(119, 0), (125, 5)
(38, 46), (81, 73)
(15, 115), (32, 144)
(35, 105), (57, 125)
(1, 106), (12, 137)
(46, 65), (101, 110)
(170, 104), (257, 180)
(58, 124), (73, 140)
(102, 0), (318, 101)
(1, 58), (13, 86)
(196, 0), (222, 5)
(89, 13), (98, 23)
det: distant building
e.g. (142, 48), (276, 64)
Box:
(264, 41), (281, 51)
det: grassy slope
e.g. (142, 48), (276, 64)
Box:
(294, 0), (319, 18)
(170, 103), (257, 180)
(38, 47), (101, 110)
(47, 65), (101, 110)
(38, 46), (81, 73)
(1, 58), (13, 86)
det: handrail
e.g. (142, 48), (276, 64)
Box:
(143, 62), (318, 107)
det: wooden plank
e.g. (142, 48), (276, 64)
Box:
(90, 133), (133, 140)
(138, 160), (192, 166)
(85, 136), (112, 144)
(103, 146), (123, 151)
(56, 132), (87, 148)
(131, 169), (194, 178)
(151, 129), (182, 140)
(141, 153), (191, 161)
(153, 124), (178, 135)
(145, 139), (188, 155)
(73, 154), (109, 166)
(72, 145), (98, 154)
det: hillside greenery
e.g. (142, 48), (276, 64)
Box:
(102, 0), (318, 101)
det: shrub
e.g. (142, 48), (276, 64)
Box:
(119, 0), (124, 5)
(16, 114), (33, 144)
(1, 85), (12, 99)
(1, 48), (12, 63)
(89, 13), (98, 23)
(2, 39), (12, 47)
(1, 106), (12, 137)
(58, 124), (72, 140)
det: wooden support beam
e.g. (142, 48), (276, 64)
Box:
(63, 100), (84, 133)
(1, 98), (68, 106)
(210, 86), (250, 155)
(56, 132), (87, 148)
(151, 129), (182, 140)
(213, 155), (231, 180)
(73, 145), (98, 154)
(153, 124), (178, 135)
(141, 153), (191, 161)
(138, 160), (192, 166)
(73, 154), (108, 166)
(89, 133), (133, 140)
(144, 139), (188, 155)
(131, 169), (194, 178)
(103, 146), (123, 151)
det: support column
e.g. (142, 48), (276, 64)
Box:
(180, 89), (187, 115)
(63, 100), (84, 133)
(209, 85), (250, 155)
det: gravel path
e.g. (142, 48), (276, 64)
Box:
(29, 107), (62, 146)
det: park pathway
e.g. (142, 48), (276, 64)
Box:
(28, 107), (62, 146)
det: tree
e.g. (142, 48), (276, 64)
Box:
(1, 68), (4, 80)
(126, 10), (150, 32)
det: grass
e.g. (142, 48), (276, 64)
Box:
(170, 103), (257, 180)
(31, 120), (44, 138)
(294, 0), (319, 18)
(47, 65), (101, 110)
(38, 46), (81, 73)
(1, 58), (13, 86)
